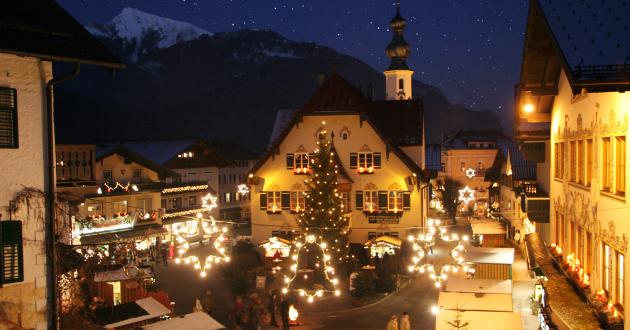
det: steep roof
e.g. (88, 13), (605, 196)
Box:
(211, 141), (260, 161)
(253, 73), (424, 176)
(0, 1), (123, 68)
(95, 146), (179, 179)
(502, 143), (537, 181)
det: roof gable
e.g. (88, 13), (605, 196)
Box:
(95, 146), (179, 180)
(300, 73), (372, 113)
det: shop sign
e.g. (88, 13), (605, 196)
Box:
(368, 214), (400, 224)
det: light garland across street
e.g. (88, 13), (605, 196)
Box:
(173, 193), (230, 277)
(282, 234), (340, 302)
(407, 219), (473, 288)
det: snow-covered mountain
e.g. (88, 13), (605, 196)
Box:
(86, 7), (211, 62)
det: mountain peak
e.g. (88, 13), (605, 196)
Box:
(86, 7), (211, 62)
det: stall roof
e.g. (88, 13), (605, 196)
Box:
(143, 312), (226, 330)
(465, 247), (514, 265)
(435, 310), (522, 330)
(438, 292), (513, 312)
(259, 237), (292, 247)
(364, 235), (403, 247)
(80, 225), (167, 245)
(94, 266), (154, 283)
(446, 278), (512, 295)
(96, 297), (170, 329)
(470, 221), (506, 235)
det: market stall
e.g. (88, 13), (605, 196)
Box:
(93, 266), (155, 306)
(446, 278), (512, 295)
(259, 236), (292, 260)
(469, 219), (507, 247)
(364, 235), (402, 257)
(465, 247), (514, 280)
(94, 297), (171, 330)
(435, 310), (522, 330)
(438, 291), (513, 312)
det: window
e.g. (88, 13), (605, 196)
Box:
(86, 202), (102, 215)
(460, 162), (466, 171)
(618, 253), (625, 306)
(266, 192), (281, 212)
(586, 231), (593, 272)
(603, 243), (611, 291)
(161, 199), (167, 209)
(171, 197), (182, 209)
(388, 191), (403, 212)
(570, 141), (576, 182)
(359, 152), (373, 169)
(555, 142), (564, 179)
(289, 191), (305, 212)
(103, 170), (113, 183)
(364, 191), (378, 212)
(368, 232), (377, 240)
(113, 200), (128, 214)
(586, 139), (593, 185)
(603, 137), (612, 191)
(577, 140), (584, 184)
(188, 195), (197, 206)
(616, 136), (626, 194)
(133, 168), (142, 181)
(294, 153), (309, 173)
(398, 78), (404, 90)
(0, 88), (18, 148)
(138, 198), (152, 212)
(1, 221), (24, 284)
(577, 225), (583, 263)
(225, 192), (231, 203)
(569, 221), (575, 254)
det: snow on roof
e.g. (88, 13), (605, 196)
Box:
(446, 279), (512, 295)
(105, 297), (171, 329)
(269, 108), (298, 147)
(470, 220), (507, 235)
(438, 291), (513, 312)
(94, 267), (154, 282)
(143, 312), (226, 330)
(465, 247), (515, 265)
(436, 310), (522, 330)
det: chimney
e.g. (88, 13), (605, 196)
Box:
(317, 72), (327, 86)
(366, 83), (374, 100)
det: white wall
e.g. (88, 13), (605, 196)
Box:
(0, 53), (51, 330)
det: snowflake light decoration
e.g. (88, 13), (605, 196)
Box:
(237, 184), (249, 196)
(282, 234), (340, 302)
(407, 219), (473, 288)
(458, 186), (476, 205)
(173, 193), (230, 277)
(465, 168), (476, 179)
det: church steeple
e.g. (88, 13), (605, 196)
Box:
(384, 2), (414, 100)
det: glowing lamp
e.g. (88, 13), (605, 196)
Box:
(523, 103), (535, 113)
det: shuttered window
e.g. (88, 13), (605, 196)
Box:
(286, 154), (294, 169)
(350, 153), (358, 169)
(403, 192), (411, 210)
(378, 191), (388, 210)
(374, 152), (382, 168)
(259, 193), (267, 210)
(355, 191), (363, 210)
(281, 191), (291, 210)
(1, 221), (24, 284)
(0, 88), (18, 148)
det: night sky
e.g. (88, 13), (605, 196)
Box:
(59, 0), (530, 122)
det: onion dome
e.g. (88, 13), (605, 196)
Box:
(385, 3), (411, 70)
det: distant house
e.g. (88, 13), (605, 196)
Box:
(0, 1), (122, 328)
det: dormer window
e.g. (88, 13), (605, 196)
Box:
(350, 152), (381, 174)
(287, 153), (311, 174)
(178, 151), (194, 158)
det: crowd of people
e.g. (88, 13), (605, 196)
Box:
(386, 312), (411, 330)
(229, 291), (292, 330)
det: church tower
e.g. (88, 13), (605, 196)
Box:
(384, 2), (413, 100)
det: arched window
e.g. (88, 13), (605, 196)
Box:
(398, 78), (404, 90)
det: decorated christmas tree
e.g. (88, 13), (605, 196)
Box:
(298, 125), (349, 262)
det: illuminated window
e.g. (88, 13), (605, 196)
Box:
(188, 196), (196, 206)
(364, 191), (378, 212)
(225, 192), (231, 203)
(138, 198), (152, 213)
(289, 191), (305, 212)
(616, 136), (626, 194)
(603, 243), (611, 291)
(603, 137), (612, 191)
(577, 140), (584, 184)
(294, 153), (309, 171)
(359, 152), (374, 169)
(388, 191), (403, 212)
(586, 139), (593, 186)
(555, 142), (564, 179)
(266, 192), (281, 212)
(570, 141), (576, 182)
(618, 252), (625, 306)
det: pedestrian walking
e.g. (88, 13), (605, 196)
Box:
(386, 315), (399, 330)
(161, 245), (169, 266)
(232, 296), (245, 330)
(192, 298), (204, 313)
(279, 295), (290, 330)
(399, 312), (410, 330)
(250, 297), (265, 330)
(202, 290), (214, 316)
(268, 291), (279, 327)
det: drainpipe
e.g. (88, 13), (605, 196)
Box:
(45, 62), (80, 330)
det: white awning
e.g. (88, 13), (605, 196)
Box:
(105, 297), (170, 329)
(438, 292), (513, 312)
(465, 247), (514, 265)
(143, 312), (226, 330)
(435, 310), (522, 330)
(446, 278), (512, 295)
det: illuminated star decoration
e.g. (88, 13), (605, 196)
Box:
(173, 193), (230, 277)
(458, 186), (476, 205)
(407, 219), (473, 288)
(465, 168), (476, 179)
(237, 183), (249, 196)
(282, 234), (340, 303)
